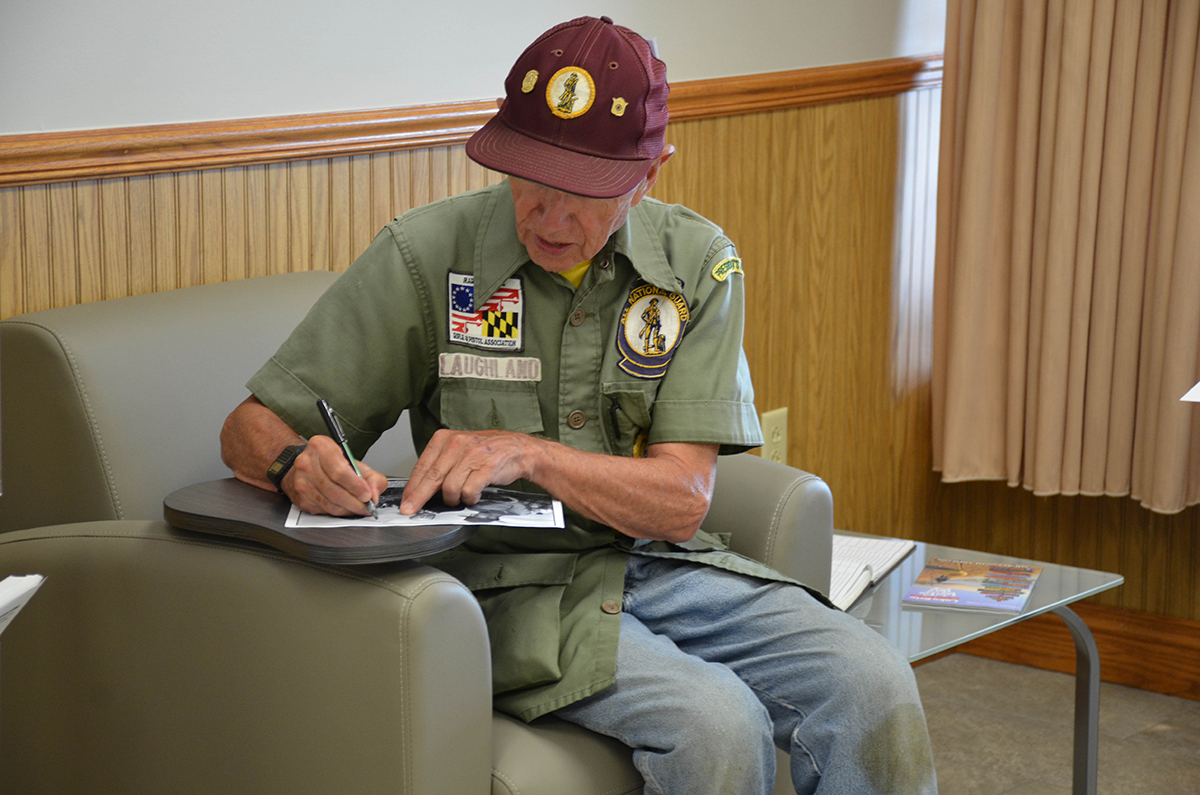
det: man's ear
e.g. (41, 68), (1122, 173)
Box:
(631, 145), (676, 206)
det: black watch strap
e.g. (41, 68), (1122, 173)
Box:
(266, 444), (307, 493)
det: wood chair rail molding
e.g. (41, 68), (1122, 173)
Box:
(0, 55), (942, 188)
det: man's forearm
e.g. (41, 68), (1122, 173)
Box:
(402, 429), (718, 543)
(221, 395), (386, 516)
(526, 438), (717, 542)
(220, 395), (307, 491)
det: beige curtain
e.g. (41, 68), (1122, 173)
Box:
(933, 0), (1200, 513)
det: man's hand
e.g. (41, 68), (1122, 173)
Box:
(399, 429), (535, 515)
(396, 426), (717, 543)
(285, 435), (388, 517)
(221, 395), (386, 517)
(222, 395), (716, 540)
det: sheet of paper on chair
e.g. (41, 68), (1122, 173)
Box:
(1182, 380), (1200, 402)
(0, 574), (44, 636)
(286, 478), (565, 530)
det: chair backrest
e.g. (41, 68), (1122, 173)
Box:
(0, 272), (416, 534)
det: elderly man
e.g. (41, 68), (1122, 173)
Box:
(221, 16), (937, 794)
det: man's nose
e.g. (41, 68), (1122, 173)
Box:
(537, 189), (574, 227)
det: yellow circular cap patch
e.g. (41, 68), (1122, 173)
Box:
(546, 66), (595, 119)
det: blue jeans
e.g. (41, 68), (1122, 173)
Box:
(554, 555), (937, 795)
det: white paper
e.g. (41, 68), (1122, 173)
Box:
(829, 559), (873, 610)
(832, 535), (916, 583)
(286, 478), (565, 530)
(1181, 380), (1200, 402)
(829, 535), (916, 609)
(0, 574), (44, 636)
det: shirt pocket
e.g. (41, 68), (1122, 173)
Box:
(440, 379), (544, 434)
(601, 381), (657, 457)
(448, 552), (577, 694)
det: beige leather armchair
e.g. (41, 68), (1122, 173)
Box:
(0, 271), (833, 795)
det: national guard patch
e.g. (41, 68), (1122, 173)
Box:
(448, 273), (524, 352)
(547, 66), (595, 119)
(711, 257), (743, 282)
(617, 280), (690, 379)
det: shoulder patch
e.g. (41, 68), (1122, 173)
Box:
(617, 280), (690, 379)
(711, 257), (743, 282)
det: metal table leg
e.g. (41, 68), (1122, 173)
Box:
(1051, 605), (1100, 795)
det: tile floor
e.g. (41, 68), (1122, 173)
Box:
(914, 654), (1200, 795)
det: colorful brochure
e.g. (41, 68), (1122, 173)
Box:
(903, 558), (1042, 613)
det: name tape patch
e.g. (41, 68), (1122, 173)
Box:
(438, 353), (542, 382)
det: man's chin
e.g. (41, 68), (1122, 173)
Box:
(525, 248), (577, 273)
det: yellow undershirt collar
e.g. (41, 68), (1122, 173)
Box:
(560, 259), (592, 290)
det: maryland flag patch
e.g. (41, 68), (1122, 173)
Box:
(448, 273), (523, 351)
(482, 311), (518, 338)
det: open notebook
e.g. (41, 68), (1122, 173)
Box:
(829, 535), (916, 610)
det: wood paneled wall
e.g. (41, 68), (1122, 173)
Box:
(0, 150), (501, 318)
(3, 59), (1199, 624)
(656, 97), (907, 539)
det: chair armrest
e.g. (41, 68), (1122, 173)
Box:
(705, 454), (833, 595)
(0, 521), (492, 795)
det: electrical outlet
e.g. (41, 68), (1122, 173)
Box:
(760, 407), (788, 465)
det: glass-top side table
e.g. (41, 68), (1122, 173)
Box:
(839, 532), (1124, 795)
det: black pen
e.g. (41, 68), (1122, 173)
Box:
(316, 398), (379, 519)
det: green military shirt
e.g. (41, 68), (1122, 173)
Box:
(249, 181), (797, 721)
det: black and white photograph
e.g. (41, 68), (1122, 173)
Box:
(286, 478), (564, 529)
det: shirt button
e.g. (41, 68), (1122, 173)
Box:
(597, 258), (610, 270)
(567, 410), (587, 429)
(569, 307), (586, 326)
(601, 599), (621, 614)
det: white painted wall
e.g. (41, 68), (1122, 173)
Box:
(0, 0), (945, 135)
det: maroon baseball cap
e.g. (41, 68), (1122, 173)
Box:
(466, 16), (669, 199)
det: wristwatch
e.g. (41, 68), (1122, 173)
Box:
(266, 444), (307, 492)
